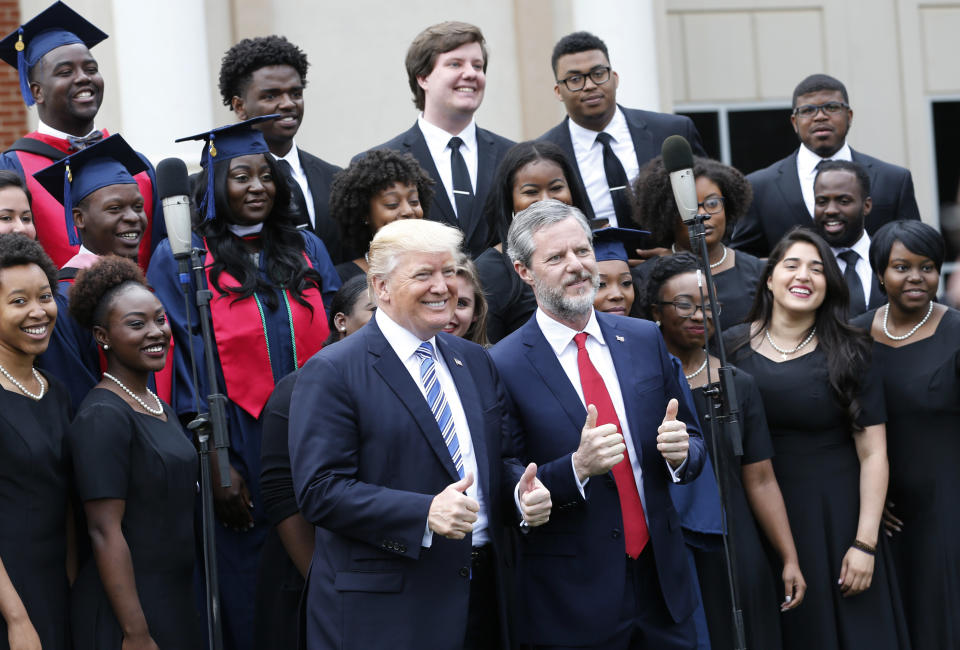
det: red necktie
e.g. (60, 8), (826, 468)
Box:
(574, 332), (650, 557)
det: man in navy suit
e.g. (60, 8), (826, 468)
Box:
(219, 35), (344, 261)
(539, 31), (704, 230)
(491, 199), (705, 649)
(357, 21), (514, 258)
(731, 73), (920, 258)
(289, 218), (552, 650)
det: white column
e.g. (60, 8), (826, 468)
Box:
(570, 0), (662, 111)
(109, 0), (216, 165)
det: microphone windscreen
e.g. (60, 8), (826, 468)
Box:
(661, 135), (694, 174)
(156, 157), (191, 199)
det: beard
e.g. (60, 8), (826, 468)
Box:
(533, 268), (599, 323)
(814, 214), (864, 249)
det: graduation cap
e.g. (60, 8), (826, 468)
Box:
(32, 134), (146, 246)
(0, 1), (108, 107)
(175, 114), (279, 222)
(592, 227), (650, 263)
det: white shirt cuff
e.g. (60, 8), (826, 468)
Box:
(666, 457), (687, 483)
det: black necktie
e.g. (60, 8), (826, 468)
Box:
(67, 131), (104, 151)
(839, 250), (866, 316)
(275, 158), (311, 229)
(595, 132), (633, 228)
(448, 137), (473, 221)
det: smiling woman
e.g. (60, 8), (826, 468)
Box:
(67, 255), (200, 650)
(146, 116), (340, 649)
(0, 172), (37, 240)
(0, 234), (73, 650)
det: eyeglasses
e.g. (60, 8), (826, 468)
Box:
(792, 101), (849, 118)
(557, 66), (612, 92)
(658, 300), (721, 318)
(698, 196), (725, 215)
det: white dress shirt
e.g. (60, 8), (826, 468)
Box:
(270, 140), (315, 228)
(375, 309), (488, 546)
(797, 142), (853, 217)
(535, 309), (682, 515)
(567, 107), (638, 227)
(832, 230), (874, 305)
(37, 119), (99, 141)
(417, 115), (478, 219)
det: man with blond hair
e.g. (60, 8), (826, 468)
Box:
(290, 219), (551, 649)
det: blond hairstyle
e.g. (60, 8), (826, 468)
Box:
(367, 219), (464, 301)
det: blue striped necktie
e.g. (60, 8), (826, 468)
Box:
(415, 342), (464, 478)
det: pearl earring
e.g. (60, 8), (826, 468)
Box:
(103, 344), (109, 350)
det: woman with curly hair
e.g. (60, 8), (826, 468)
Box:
(147, 117), (340, 649)
(329, 148), (434, 282)
(632, 156), (764, 328)
(725, 228), (909, 650)
(0, 234), (71, 650)
(68, 255), (200, 650)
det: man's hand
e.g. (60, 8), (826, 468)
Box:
(656, 398), (689, 468)
(572, 405), (625, 482)
(428, 473), (479, 540)
(517, 463), (551, 527)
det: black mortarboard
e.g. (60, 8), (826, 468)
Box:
(0, 1), (107, 107)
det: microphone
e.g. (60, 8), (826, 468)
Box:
(661, 135), (698, 224)
(157, 157), (193, 258)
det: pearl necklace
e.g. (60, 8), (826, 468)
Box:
(765, 327), (816, 361)
(0, 363), (45, 400)
(685, 353), (709, 380)
(103, 372), (164, 415)
(671, 244), (727, 269)
(882, 301), (933, 341)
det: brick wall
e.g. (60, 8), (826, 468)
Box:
(0, 0), (26, 149)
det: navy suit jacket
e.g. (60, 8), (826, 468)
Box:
(731, 148), (921, 258)
(539, 105), (706, 225)
(358, 122), (515, 258)
(489, 311), (705, 646)
(289, 318), (523, 649)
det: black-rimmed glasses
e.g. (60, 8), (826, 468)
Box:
(658, 300), (721, 318)
(698, 197), (725, 215)
(558, 66), (611, 92)
(792, 101), (849, 118)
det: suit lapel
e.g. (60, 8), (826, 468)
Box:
(436, 335), (490, 493)
(774, 152), (812, 226)
(623, 106), (656, 173)
(521, 319), (586, 436)
(555, 118), (594, 220)
(404, 124), (457, 226)
(367, 322), (461, 481)
(597, 315), (644, 466)
(465, 128), (497, 243)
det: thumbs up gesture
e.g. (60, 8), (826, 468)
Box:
(428, 473), (480, 540)
(572, 404), (626, 482)
(657, 398), (689, 468)
(517, 463), (552, 527)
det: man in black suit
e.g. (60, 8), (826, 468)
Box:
(731, 73), (920, 258)
(812, 160), (886, 316)
(539, 31), (704, 230)
(358, 21), (514, 258)
(219, 35), (344, 262)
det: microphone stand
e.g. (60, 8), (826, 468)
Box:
(173, 247), (230, 650)
(686, 213), (747, 650)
